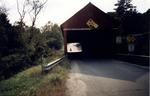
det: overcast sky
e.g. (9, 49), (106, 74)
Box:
(0, 0), (150, 28)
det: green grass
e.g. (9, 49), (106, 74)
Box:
(44, 50), (64, 64)
(0, 56), (70, 96)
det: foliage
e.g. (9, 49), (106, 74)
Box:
(0, 58), (70, 96)
(114, 0), (149, 56)
(114, 0), (136, 17)
(0, 6), (8, 14)
(42, 21), (63, 50)
(0, 3), (65, 96)
(0, 10), (63, 79)
(114, 0), (142, 35)
(114, 0), (149, 35)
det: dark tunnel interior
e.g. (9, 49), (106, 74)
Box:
(66, 29), (116, 59)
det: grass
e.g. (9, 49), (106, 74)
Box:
(44, 50), (64, 64)
(0, 53), (70, 96)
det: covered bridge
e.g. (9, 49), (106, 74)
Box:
(61, 2), (119, 58)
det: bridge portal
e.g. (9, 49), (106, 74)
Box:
(61, 3), (118, 58)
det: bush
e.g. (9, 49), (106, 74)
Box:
(0, 12), (63, 80)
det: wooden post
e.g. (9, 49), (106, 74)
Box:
(64, 30), (67, 55)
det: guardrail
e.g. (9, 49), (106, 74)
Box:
(42, 56), (66, 72)
(116, 54), (149, 66)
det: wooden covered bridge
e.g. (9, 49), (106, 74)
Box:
(60, 2), (149, 66)
(60, 3), (149, 96)
(61, 2), (118, 58)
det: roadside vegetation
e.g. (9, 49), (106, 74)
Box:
(0, 4), (63, 80)
(0, 1), (71, 95)
(0, 56), (70, 96)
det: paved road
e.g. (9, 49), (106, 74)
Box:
(66, 59), (149, 96)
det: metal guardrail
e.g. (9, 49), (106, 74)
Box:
(42, 56), (66, 72)
(116, 53), (149, 66)
(117, 53), (150, 58)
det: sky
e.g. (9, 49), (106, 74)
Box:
(0, 0), (150, 28)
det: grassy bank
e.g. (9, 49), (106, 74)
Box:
(0, 56), (70, 96)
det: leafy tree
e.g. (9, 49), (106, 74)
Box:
(114, 0), (139, 35)
(0, 4), (63, 79)
(115, 0), (136, 18)
(122, 12), (143, 35)
(0, 10), (24, 79)
(142, 9), (150, 32)
(42, 21), (63, 50)
(114, 0), (149, 56)
(0, 11), (13, 56)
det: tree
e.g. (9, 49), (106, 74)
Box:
(42, 21), (63, 50)
(41, 21), (61, 33)
(114, 0), (138, 35)
(16, 0), (47, 28)
(0, 2), (51, 79)
(28, 0), (48, 27)
(41, 21), (53, 32)
(0, 10), (25, 79)
(0, 10), (13, 56)
(0, 6), (8, 14)
(16, 0), (29, 27)
(115, 0), (136, 18)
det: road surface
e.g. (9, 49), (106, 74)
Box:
(66, 59), (149, 96)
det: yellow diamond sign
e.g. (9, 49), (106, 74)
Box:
(127, 35), (136, 43)
(86, 18), (99, 28)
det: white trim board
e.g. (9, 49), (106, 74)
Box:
(63, 28), (91, 31)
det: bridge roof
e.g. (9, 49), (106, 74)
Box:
(61, 2), (118, 30)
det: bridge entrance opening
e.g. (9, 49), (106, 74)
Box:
(67, 42), (82, 53)
(66, 29), (115, 58)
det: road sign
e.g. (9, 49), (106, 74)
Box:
(127, 35), (136, 43)
(86, 18), (99, 28)
(116, 36), (122, 44)
(128, 44), (135, 52)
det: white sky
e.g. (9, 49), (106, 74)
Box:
(0, 0), (150, 28)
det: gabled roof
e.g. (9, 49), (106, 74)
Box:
(61, 2), (118, 29)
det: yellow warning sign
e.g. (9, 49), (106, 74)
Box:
(127, 35), (136, 43)
(86, 18), (99, 28)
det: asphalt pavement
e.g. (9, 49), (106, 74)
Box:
(66, 59), (149, 96)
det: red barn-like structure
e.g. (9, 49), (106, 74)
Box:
(61, 2), (119, 58)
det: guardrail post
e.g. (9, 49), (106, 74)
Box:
(41, 55), (46, 74)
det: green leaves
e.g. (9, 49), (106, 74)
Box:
(115, 0), (137, 17)
(0, 11), (63, 80)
